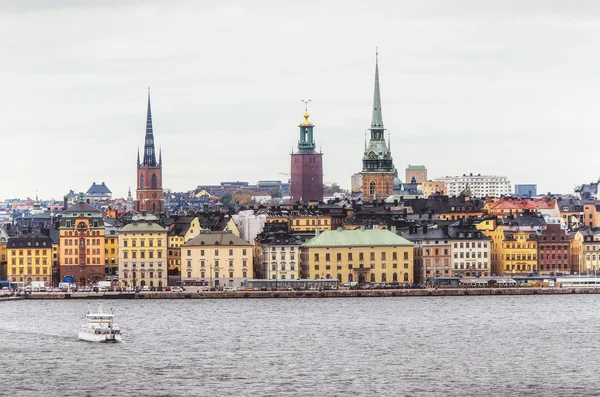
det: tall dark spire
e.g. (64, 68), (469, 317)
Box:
(370, 48), (384, 140)
(143, 87), (157, 167)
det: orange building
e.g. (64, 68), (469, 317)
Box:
(59, 197), (106, 286)
(484, 198), (555, 218)
(422, 181), (447, 197)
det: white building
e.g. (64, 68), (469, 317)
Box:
(232, 210), (266, 242)
(449, 227), (492, 277)
(434, 173), (511, 198)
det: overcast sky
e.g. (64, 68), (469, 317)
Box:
(1, 0), (599, 200)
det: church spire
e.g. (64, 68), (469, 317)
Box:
(143, 87), (157, 167)
(370, 48), (384, 137)
(137, 148), (140, 165)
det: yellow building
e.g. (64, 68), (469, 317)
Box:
(181, 231), (253, 288)
(7, 234), (53, 285)
(166, 216), (202, 282)
(118, 215), (168, 288)
(290, 214), (333, 232)
(490, 225), (539, 276)
(104, 229), (119, 277)
(302, 228), (414, 284)
(59, 199), (106, 286)
(421, 181), (447, 198)
(0, 228), (8, 280)
(572, 229), (600, 274)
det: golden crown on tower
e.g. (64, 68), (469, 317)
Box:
(301, 99), (312, 126)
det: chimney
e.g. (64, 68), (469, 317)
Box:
(315, 228), (320, 237)
(390, 225), (397, 233)
(422, 225), (428, 234)
(442, 225), (449, 235)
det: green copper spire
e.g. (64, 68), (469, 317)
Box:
(297, 99), (316, 150)
(370, 48), (384, 136)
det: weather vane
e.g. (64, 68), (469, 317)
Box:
(301, 99), (312, 112)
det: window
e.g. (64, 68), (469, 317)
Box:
(337, 253), (342, 261)
(243, 249), (247, 255)
(314, 253), (319, 261)
(348, 253), (353, 261)
(326, 253), (331, 261)
(229, 249), (233, 256)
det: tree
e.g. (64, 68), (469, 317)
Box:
(324, 182), (344, 195)
(220, 193), (232, 207)
(270, 187), (282, 198)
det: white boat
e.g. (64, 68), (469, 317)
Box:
(78, 305), (122, 343)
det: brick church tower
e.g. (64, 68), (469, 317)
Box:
(290, 101), (324, 204)
(360, 51), (395, 202)
(135, 90), (164, 213)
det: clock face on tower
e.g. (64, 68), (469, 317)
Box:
(369, 151), (376, 159)
(152, 193), (158, 199)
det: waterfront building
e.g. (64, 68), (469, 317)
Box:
(136, 91), (164, 213)
(421, 181), (447, 198)
(404, 225), (452, 283)
(255, 229), (313, 280)
(7, 233), (53, 285)
(104, 218), (120, 279)
(490, 225), (539, 276)
(290, 102), (324, 204)
(118, 214), (168, 288)
(514, 184), (537, 198)
(0, 227), (8, 280)
(360, 52), (395, 202)
(434, 173), (511, 197)
(537, 223), (571, 274)
(571, 228), (600, 276)
(449, 224), (491, 277)
(164, 216), (201, 285)
(302, 228), (414, 284)
(181, 231), (253, 288)
(405, 165), (427, 185)
(59, 196), (106, 286)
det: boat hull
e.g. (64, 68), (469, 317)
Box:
(78, 332), (122, 343)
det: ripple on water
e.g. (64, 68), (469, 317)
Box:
(0, 295), (599, 396)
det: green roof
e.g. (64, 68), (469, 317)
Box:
(407, 165), (426, 170)
(303, 229), (414, 247)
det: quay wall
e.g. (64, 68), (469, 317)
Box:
(12, 287), (600, 300)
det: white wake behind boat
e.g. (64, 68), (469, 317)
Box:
(78, 305), (122, 343)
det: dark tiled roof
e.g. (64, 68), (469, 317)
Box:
(63, 201), (102, 214)
(86, 182), (112, 195)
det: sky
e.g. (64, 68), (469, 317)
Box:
(1, 0), (600, 200)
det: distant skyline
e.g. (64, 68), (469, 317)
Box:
(2, 0), (600, 199)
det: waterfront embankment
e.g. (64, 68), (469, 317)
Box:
(4, 287), (600, 300)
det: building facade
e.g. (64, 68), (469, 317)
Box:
(405, 165), (427, 185)
(290, 103), (324, 203)
(490, 225), (539, 276)
(136, 91), (164, 213)
(7, 234), (53, 285)
(421, 181), (447, 198)
(360, 53), (395, 202)
(515, 184), (537, 198)
(405, 226), (452, 283)
(181, 231), (253, 288)
(255, 231), (304, 280)
(449, 225), (491, 277)
(59, 198), (106, 286)
(537, 223), (571, 274)
(302, 228), (414, 284)
(118, 215), (168, 288)
(434, 174), (511, 197)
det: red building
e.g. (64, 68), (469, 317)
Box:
(290, 103), (323, 203)
(537, 223), (572, 274)
(135, 90), (164, 213)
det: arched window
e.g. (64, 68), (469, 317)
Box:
(382, 273), (387, 282)
(151, 174), (158, 190)
(140, 174), (145, 189)
(337, 274), (342, 282)
(348, 274), (353, 283)
(404, 273), (409, 282)
(369, 181), (376, 196)
(393, 272), (398, 281)
(370, 273), (375, 282)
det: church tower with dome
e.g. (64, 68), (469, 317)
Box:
(135, 89), (164, 213)
(360, 50), (395, 202)
(290, 100), (324, 203)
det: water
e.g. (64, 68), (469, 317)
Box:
(0, 295), (598, 396)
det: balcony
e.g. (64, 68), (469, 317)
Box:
(352, 265), (371, 272)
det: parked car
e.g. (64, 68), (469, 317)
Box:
(164, 286), (171, 291)
(172, 287), (183, 293)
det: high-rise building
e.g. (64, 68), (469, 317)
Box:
(360, 51), (395, 202)
(515, 184), (537, 198)
(405, 165), (427, 185)
(136, 90), (164, 213)
(434, 173), (511, 197)
(290, 101), (323, 203)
